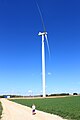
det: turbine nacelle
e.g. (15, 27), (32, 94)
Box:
(38, 32), (47, 36)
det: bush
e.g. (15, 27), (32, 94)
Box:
(0, 102), (3, 119)
(49, 93), (69, 96)
(73, 93), (78, 95)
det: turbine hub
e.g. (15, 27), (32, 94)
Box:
(38, 32), (47, 36)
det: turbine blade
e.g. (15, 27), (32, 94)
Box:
(45, 34), (50, 57)
(35, 1), (46, 32)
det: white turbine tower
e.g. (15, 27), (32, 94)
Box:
(36, 2), (50, 98)
(38, 32), (48, 98)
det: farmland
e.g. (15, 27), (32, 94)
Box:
(11, 96), (80, 120)
(0, 102), (3, 119)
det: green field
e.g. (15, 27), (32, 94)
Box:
(11, 96), (80, 120)
(0, 102), (3, 119)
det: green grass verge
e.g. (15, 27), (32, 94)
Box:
(0, 102), (3, 119)
(10, 96), (80, 120)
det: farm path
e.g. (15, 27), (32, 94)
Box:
(0, 98), (66, 120)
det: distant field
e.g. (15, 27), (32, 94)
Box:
(10, 96), (80, 120)
(0, 102), (3, 119)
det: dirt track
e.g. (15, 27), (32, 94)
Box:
(0, 98), (67, 120)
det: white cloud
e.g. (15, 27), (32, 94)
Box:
(48, 72), (52, 75)
(28, 90), (32, 93)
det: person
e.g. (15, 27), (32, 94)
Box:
(32, 104), (36, 115)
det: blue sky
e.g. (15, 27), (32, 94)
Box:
(0, 0), (80, 95)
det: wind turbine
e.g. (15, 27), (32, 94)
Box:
(36, 2), (50, 97)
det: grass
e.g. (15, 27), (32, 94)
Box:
(10, 96), (80, 120)
(0, 102), (3, 119)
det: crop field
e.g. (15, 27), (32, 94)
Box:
(11, 96), (80, 120)
(0, 102), (3, 119)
